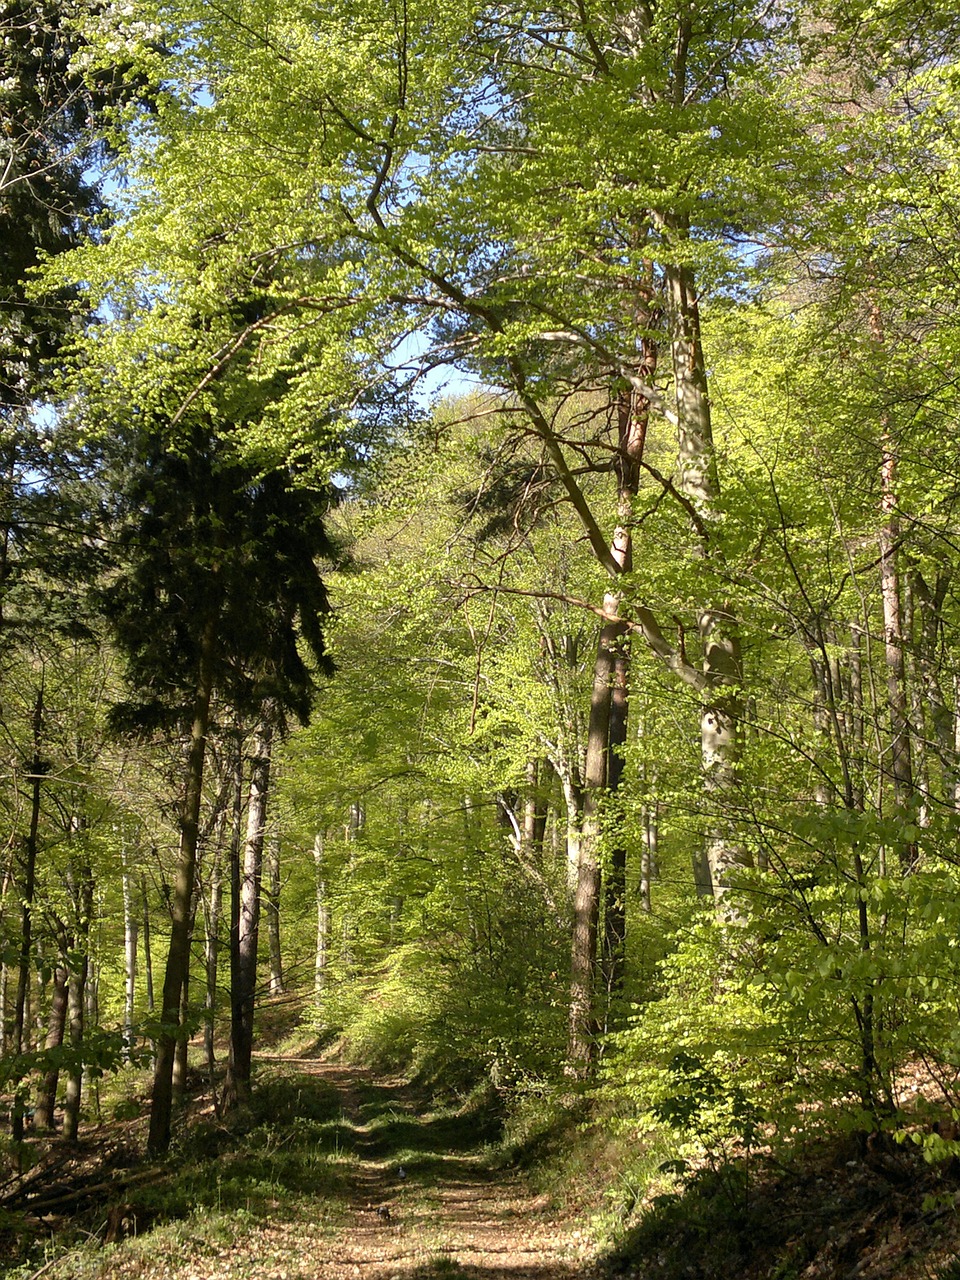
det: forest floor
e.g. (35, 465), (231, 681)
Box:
(6, 1044), (960, 1280)
(2, 1053), (593, 1280)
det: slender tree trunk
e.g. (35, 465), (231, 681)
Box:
(122, 844), (138, 1060)
(223, 719), (273, 1111)
(85, 954), (101, 1124)
(142, 872), (154, 1013)
(340, 803), (363, 970)
(849, 627), (866, 813)
(203, 850), (222, 1082)
(23, 969), (33, 1055)
(265, 831), (283, 995)
(34, 964), (68, 1131)
(601, 641), (630, 1001)
(911, 570), (954, 806)
(313, 834), (329, 998)
(521, 760), (548, 860)
(559, 772), (583, 894)
(0, 817), (17, 1056)
(148, 615), (216, 1157)
(12, 690), (44, 1142)
(226, 732), (244, 1080)
(868, 302), (916, 867)
(62, 962), (87, 1142)
(141, 871), (155, 1068)
(569, 372), (651, 1065)
(879, 433), (916, 866)
(640, 801), (658, 914)
(173, 954), (191, 1098)
(62, 849), (93, 1143)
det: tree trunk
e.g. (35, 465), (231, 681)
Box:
(879, 431), (916, 867)
(911, 570), (954, 807)
(142, 872), (154, 1013)
(0, 847), (13, 1057)
(601, 641), (630, 1003)
(141, 871), (155, 1068)
(340, 803), (363, 970)
(12, 690), (44, 1142)
(559, 772), (583, 894)
(122, 844), (138, 1060)
(265, 831), (283, 995)
(34, 964), (68, 1131)
(62, 964), (87, 1142)
(313, 834), (329, 998)
(567, 613), (619, 1075)
(849, 627), (866, 813)
(148, 615), (216, 1157)
(640, 801), (658, 914)
(62, 847), (93, 1143)
(223, 718), (273, 1111)
(173, 957), (191, 1099)
(568, 372), (650, 1067)
(664, 255), (748, 912)
(521, 759), (548, 860)
(867, 302), (916, 868)
(203, 849), (222, 1083)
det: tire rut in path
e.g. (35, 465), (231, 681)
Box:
(262, 1058), (588, 1280)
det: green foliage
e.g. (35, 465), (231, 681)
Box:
(102, 415), (334, 734)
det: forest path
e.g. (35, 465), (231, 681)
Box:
(203, 1055), (591, 1280)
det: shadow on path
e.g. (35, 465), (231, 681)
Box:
(250, 1055), (586, 1280)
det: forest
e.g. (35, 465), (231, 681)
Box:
(3, 0), (960, 1277)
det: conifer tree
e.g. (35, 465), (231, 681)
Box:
(103, 408), (334, 1153)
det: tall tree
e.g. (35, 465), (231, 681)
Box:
(103, 414), (334, 1154)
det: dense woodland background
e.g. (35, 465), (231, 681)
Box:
(5, 0), (960, 1270)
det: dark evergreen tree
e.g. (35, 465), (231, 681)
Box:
(0, 1), (101, 418)
(102, 410), (334, 1154)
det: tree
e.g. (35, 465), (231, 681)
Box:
(102, 410), (334, 1153)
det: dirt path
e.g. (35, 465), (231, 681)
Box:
(255, 1059), (588, 1280)
(8, 1056), (594, 1280)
